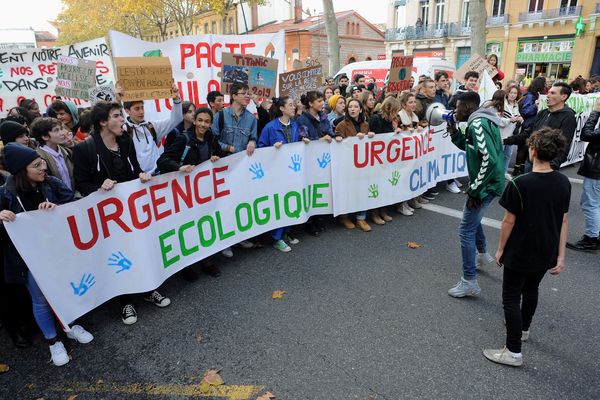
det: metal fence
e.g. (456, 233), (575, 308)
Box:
(518, 5), (582, 22)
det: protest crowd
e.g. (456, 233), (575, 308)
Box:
(1, 49), (599, 370)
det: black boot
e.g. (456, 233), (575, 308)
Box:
(566, 235), (598, 252)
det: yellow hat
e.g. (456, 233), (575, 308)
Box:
(328, 94), (342, 110)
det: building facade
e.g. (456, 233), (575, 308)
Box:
(386, 0), (600, 83)
(143, 8), (238, 42)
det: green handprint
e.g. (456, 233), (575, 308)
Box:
(388, 170), (401, 186)
(368, 184), (379, 199)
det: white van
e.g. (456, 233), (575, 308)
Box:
(333, 58), (456, 88)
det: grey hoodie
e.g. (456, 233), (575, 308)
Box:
(467, 107), (502, 127)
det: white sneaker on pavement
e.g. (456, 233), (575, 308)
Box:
(446, 181), (461, 193)
(476, 252), (495, 269)
(66, 325), (94, 344)
(221, 247), (233, 258)
(49, 341), (70, 366)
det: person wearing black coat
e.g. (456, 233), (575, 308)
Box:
(567, 99), (600, 252)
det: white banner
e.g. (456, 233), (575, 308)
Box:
(331, 126), (466, 215)
(0, 38), (115, 117)
(5, 133), (468, 325)
(109, 30), (285, 121)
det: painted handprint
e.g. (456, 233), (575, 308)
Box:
(249, 162), (265, 180)
(70, 273), (96, 297)
(368, 184), (379, 199)
(388, 171), (401, 186)
(288, 154), (302, 172)
(317, 152), (331, 169)
(108, 252), (133, 274)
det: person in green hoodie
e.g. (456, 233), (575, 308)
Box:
(446, 91), (505, 298)
(49, 100), (80, 136)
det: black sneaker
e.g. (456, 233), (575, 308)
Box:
(122, 304), (137, 325)
(422, 191), (436, 201)
(143, 290), (171, 307)
(428, 188), (440, 196)
(566, 235), (598, 253)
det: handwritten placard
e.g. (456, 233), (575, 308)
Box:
(221, 53), (278, 99)
(455, 54), (498, 83)
(115, 57), (173, 101)
(387, 55), (413, 94)
(278, 64), (324, 100)
(88, 85), (116, 104)
(55, 56), (97, 100)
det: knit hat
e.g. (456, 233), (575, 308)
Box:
(0, 121), (28, 144)
(328, 94), (342, 110)
(367, 82), (375, 92)
(3, 143), (40, 175)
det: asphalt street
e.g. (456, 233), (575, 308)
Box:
(1, 163), (599, 400)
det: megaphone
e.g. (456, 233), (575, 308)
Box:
(425, 102), (456, 126)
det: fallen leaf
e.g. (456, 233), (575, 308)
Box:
(257, 391), (275, 400)
(0, 364), (8, 374)
(272, 290), (287, 299)
(407, 241), (422, 249)
(200, 369), (224, 386)
(26, 384), (34, 390)
(67, 395), (78, 400)
(96, 379), (104, 385)
(196, 332), (204, 342)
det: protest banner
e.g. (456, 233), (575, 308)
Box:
(55, 56), (97, 100)
(109, 30), (285, 120)
(278, 64), (323, 100)
(115, 57), (173, 101)
(88, 84), (116, 104)
(5, 132), (467, 326)
(221, 53), (278, 98)
(330, 124), (466, 215)
(454, 54), (497, 84)
(0, 38), (115, 117)
(387, 55), (414, 94)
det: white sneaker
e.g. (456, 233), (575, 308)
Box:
(399, 202), (414, 216)
(483, 346), (523, 367)
(454, 179), (463, 188)
(446, 181), (461, 193)
(476, 252), (495, 269)
(405, 202), (414, 212)
(238, 240), (254, 249)
(221, 247), (233, 258)
(66, 325), (94, 344)
(49, 341), (70, 366)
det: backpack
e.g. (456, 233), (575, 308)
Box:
(179, 131), (194, 166)
(126, 122), (158, 144)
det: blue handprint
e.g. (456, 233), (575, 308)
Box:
(317, 152), (331, 169)
(288, 154), (302, 172)
(249, 162), (265, 180)
(108, 252), (133, 274)
(70, 273), (96, 297)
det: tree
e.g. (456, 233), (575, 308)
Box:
(204, 0), (265, 35)
(323, 0), (340, 75)
(56, 1), (130, 44)
(469, 0), (487, 58)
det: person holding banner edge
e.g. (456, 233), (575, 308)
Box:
(0, 143), (94, 366)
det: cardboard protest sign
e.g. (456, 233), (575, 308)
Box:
(55, 56), (96, 100)
(278, 64), (324, 100)
(88, 84), (116, 104)
(0, 37), (115, 117)
(455, 54), (497, 83)
(387, 55), (413, 94)
(115, 57), (173, 101)
(221, 53), (278, 98)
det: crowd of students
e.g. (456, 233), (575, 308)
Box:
(0, 60), (598, 368)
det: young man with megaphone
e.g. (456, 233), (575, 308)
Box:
(443, 91), (505, 298)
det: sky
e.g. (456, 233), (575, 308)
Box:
(2, 0), (387, 31)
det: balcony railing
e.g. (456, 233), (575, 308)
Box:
(596, 3), (600, 14)
(487, 14), (509, 26)
(518, 5), (581, 22)
(385, 22), (471, 41)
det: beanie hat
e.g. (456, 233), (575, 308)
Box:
(367, 82), (375, 91)
(0, 121), (28, 144)
(3, 143), (39, 175)
(328, 94), (342, 110)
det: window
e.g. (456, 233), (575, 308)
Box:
(560, 0), (577, 8)
(347, 21), (351, 34)
(528, 0), (544, 12)
(356, 23), (360, 35)
(228, 17), (234, 33)
(419, 0), (429, 26)
(461, 0), (470, 26)
(435, 0), (445, 26)
(212, 21), (217, 33)
(491, 0), (505, 16)
(204, 23), (209, 33)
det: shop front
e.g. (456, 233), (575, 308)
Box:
(515, 37), (574, 84)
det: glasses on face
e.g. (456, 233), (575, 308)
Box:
(30, 159), (47, 170)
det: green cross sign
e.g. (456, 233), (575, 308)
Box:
(576, 16), (585, 37)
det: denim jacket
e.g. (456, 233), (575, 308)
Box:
(258, 119), (300, 147)
(212, 107), (258, 154)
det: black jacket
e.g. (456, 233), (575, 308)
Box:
(415, 93), (434, 122)
(0, 176), (74, 284)
(157, 129), (222, 173)
(504, 105), (577, 170)
(578, 111), (600, 179)
(369, 114), (394, 134)
(72, 131), (143, 196)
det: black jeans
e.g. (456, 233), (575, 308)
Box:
(502, 267), (547, 353)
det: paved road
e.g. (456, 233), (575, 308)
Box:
(1, 164), (599, 400)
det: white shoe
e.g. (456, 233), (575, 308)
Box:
(66, 325), (94, 344)
(454, 179), (463, 188)
(405, 202), (414, 212)
(399, 202), (414, 216)
(476, 252), (495, 269)
(446, 181), (461, 194)
(221, 247), (233, 258)
(238, 240), (254, 249)
(49, 341), (70, 366)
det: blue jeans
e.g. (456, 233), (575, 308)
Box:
(25, 272), (57, 340)
(458, 194), (496, 280)
(272, 227), (289, 241)
(581, 177), (600, 237)
(503, 145), (514, 174)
